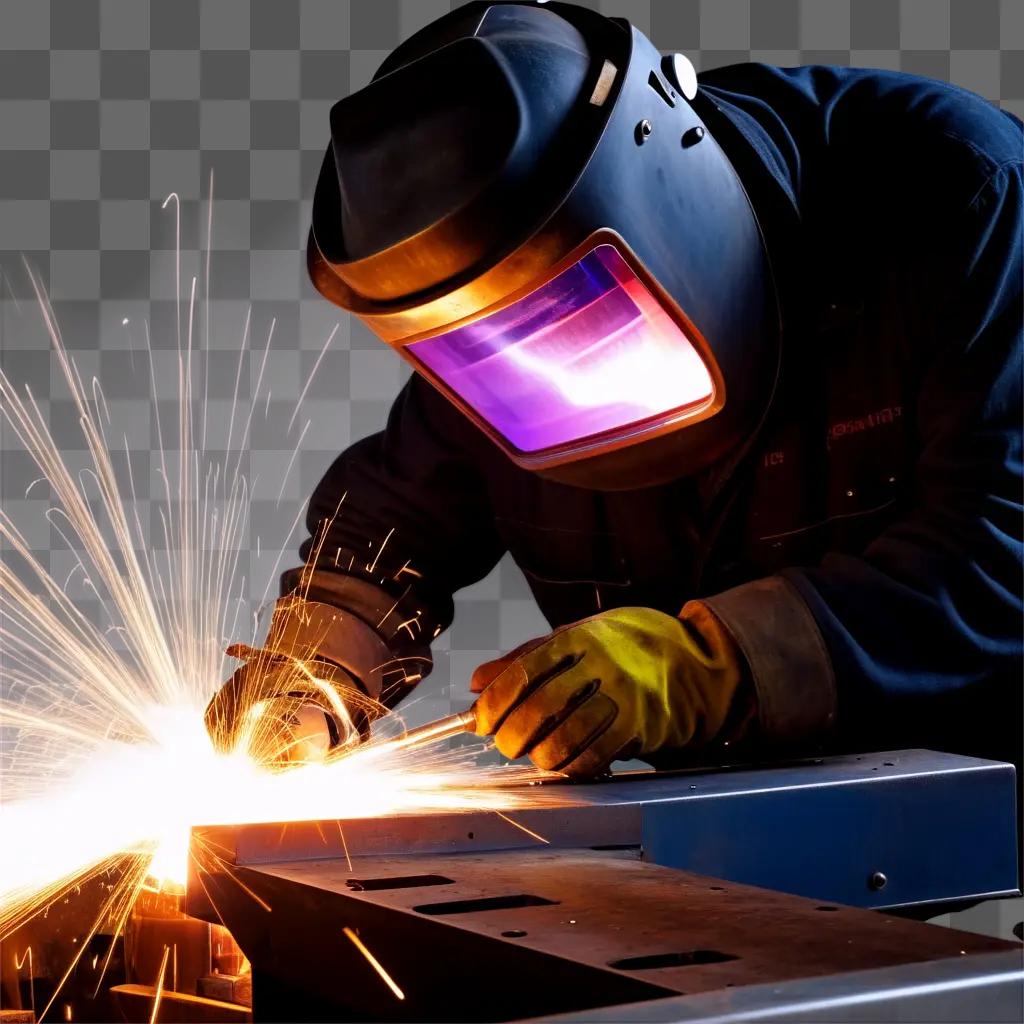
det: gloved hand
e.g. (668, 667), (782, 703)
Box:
(469, 605), (756, 779)
(204, 595), (393, 763)
(204, 646), (369, 764)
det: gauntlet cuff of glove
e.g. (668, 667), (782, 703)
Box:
(263, 595), (394, 701)
(280, 565), (436, 700)
(281, 566), (440, 654)
(701, 576), (837, 746)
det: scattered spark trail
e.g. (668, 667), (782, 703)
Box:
(149, 945), (170, 1024)
(342, 926), (405, 1001)
(0, 198), (554, 1015)
(14, 946), (35, 1018)
(495, 810), (550, 845)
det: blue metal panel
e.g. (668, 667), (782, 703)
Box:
(192, 748), (1019, 912)
(641, 751), (1019, 908)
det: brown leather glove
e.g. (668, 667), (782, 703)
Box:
(204, 648), (365, 763)
(469, 605), (756, 779)
(204, 596), (393, 761)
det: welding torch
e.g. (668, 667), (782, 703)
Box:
(264, 694), (479, 765)
(379, 707), (479, 755)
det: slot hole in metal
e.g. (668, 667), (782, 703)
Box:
(415, 894), (557, 916)
(610, 949), (738, 971)
(346, 874), (454, 892)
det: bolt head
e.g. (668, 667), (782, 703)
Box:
(681, 125), (705, 148)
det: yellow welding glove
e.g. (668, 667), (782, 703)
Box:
(469, 605), (755, 779)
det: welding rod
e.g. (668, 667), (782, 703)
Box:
(382, 707), (478, 754)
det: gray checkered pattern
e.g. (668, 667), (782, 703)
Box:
(1, 0), (1021, 937)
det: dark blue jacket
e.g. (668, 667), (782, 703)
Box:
(291, 67), (1023, 767)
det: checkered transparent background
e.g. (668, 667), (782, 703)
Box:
(1, 0), (1021, 709)
(0, 0), (1021, 938)
(2, 1), (1020, 698)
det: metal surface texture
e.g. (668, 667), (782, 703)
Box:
(190, 749), (1019, 911)
(531, 950), (1024, 1023)
(185, 847), (1016, 1023)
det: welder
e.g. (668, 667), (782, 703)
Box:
(207, 1), (1023, 779)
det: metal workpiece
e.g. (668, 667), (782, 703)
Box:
(189, 749), (1019, 912)
(531, 950), (1024, 1023)
(184, 749), (1020, 1022)
(184, 847), (1016, 1023)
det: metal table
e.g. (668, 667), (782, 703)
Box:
(186, 749), (1021, 1022)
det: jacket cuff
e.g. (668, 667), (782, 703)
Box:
(700, 576), (837, 744)
(264, 596), (394, 700)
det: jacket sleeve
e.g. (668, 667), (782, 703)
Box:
(281, 373), (506, 707)
(702, 164), (1024, 758)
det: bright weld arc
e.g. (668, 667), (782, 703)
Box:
(342, 926), (405, 1001)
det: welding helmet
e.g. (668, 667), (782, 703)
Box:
(308, 1), (779, 490)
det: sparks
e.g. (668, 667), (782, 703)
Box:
(149, 945), (170, 1024)
(0, 198), (554, 1015)
(495, 810), (550, 845)
(342, 926), (405, 1001)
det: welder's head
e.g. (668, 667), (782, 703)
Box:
(309, 1), (779, 490)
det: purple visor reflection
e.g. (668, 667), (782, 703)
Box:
(407, 245), (714, 456)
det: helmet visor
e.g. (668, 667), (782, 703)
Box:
(406, 244), (715, 461)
